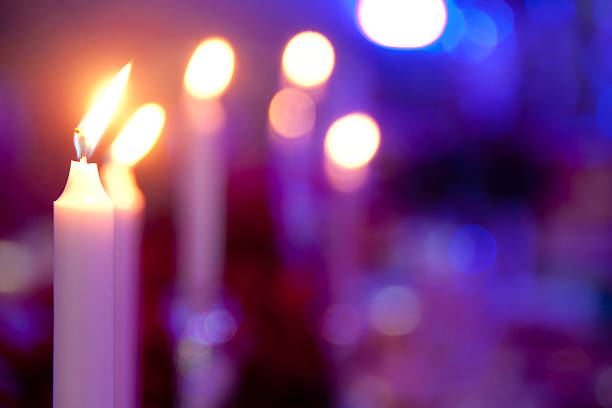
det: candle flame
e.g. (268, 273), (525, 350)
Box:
(324, 113), (380, 169)
(282, 31), (335, 88)
(75, 63), (132, 159)
(184, 38), (235, 99)
(110, 103), (166, 166)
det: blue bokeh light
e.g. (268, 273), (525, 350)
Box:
(479, 0), (514, 42)
(450, 8), (499, 64)
(463, 9), (498, 48)
(439, 0), (466, 51)
(204, 309), (238, 345)
(448, 225), (497, 274)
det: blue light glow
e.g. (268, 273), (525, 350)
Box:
(481, 0), (514, 42)
(448, 225), (497, 274)
(463, 9), (498, 48)
(449, 8), (499, 64)
(439, 0), (466, 51)
(204, 309), (238, 345)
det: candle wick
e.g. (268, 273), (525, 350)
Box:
(74, 128), (88, 162)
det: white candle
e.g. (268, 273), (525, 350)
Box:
(267, 31), (335, 261)
(103, 162), (143, 408)
(54, 159), (115, 408)
(175, 38), (236, 408)
(179, 38), (235, 311)
(102, 103), (166, 408)
(54, 63), (131, 408)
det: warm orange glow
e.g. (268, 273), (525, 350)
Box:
(101, 161), (144, 211)
(324, 113), (380, 169)
(185, 98), (227, 135)
(325, 159), (369, 192)
(184, 38), (235, 99)
(110, 103), (166, 166)
(282, 31), (335, 88)
(76, 63), (132, 158)
(268, 88), (316, 138)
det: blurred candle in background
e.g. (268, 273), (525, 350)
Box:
(323, 112), (380, 296)
(178, 37), (235, 312)
(321, 112), (381, 407)
(324, 113), (380, 193)
(102, 103), (166, 408)
(176, 37), (236, 408)
(268, 31), (335, 268)
(282, 31), (335, 91)
(54, 63), (130, 408)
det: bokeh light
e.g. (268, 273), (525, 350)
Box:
(204, 309), (238, 345)
(345, 375), (393, 408)
(448, 225), (497, 274)
(176, 338), (212, 375)
(181, 306), (239, 346)
(324, 113), (380, 170)
(110, 103), (166, 166)
(184, 38), (235, 98)
(76, 63), (131, 158)
(369, 286), (421, 336)
(268, 88), (316, 138)
(449, 8), (500, 64)
(439, 0), (465, 51)
(463, 9), (498, 48)
(0, 240), (36, 294)
(320, 303), (363, 345)
(481, 0), (514, 42)
(282, 31), (335, 88)
(357, 0), (447, 49)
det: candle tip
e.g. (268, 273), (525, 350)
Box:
(74, 128), (88, 161)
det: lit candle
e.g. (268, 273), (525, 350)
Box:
(267, 31), (334, 262)
(101, 103), (165, 408)
(179, 37), (235, 311)
(323, 112), (380, 299)
(54, 63), (131, 408)
(324, 113), (380, 193)
(281, 31), (335, 89)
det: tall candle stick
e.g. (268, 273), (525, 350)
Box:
(54, 63), (131, 408)
(102, 103), (166, 408)
(176, 37), (235, 408)
(268, 31), (335, 265)
(179, 37), (235, 311)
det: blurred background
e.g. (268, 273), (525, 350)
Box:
(2, 0), (612, 407)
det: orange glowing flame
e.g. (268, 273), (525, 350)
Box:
(282, 31), (335, 88)
(110, 103), (166, 166)
(324, 113), (380, 169)
(75, 63), (132, 159)
(184, 38), (235, 99)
